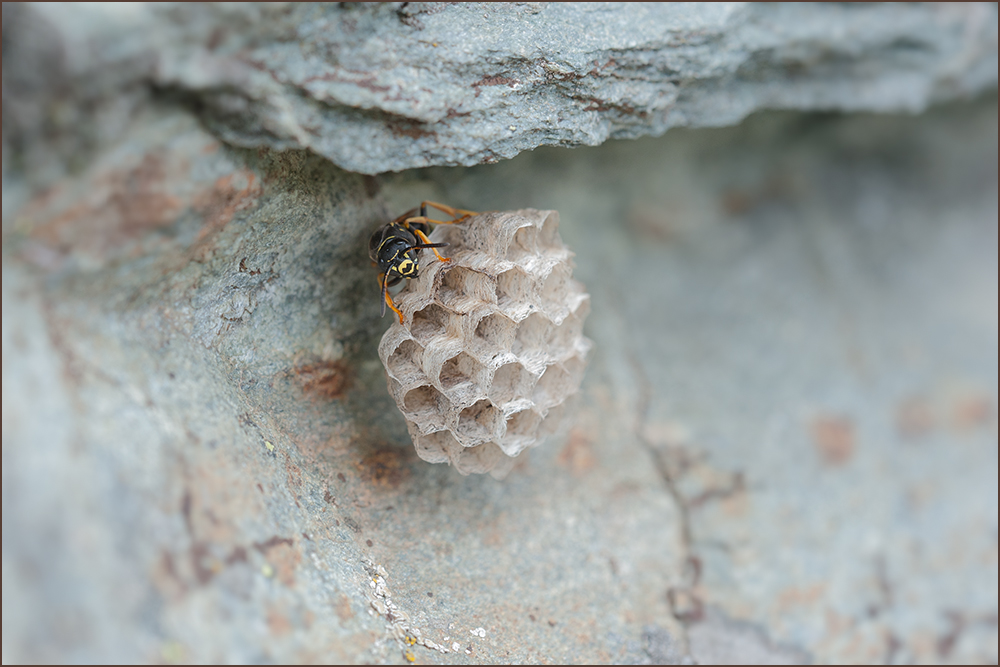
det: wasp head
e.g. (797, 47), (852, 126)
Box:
(391, 247), (420, 279)
(370, 220), (450, 320)
(376, 235), (421, 280)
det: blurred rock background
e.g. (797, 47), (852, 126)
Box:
(2, 3), (997, 663)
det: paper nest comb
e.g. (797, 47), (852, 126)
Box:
(378, 209), (592, 478)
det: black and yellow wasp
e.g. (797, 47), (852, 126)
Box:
(369, 201), (476, 323)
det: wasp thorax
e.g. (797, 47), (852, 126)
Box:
(378, 209), (592, 478)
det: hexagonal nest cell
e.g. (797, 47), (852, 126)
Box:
(378, 209), (592, 478)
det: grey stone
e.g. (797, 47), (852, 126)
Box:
(638, 625), (691, 665)
(4, 92), (996, 663)
(2, 2), (997, 664)
(686, 609), (809, 665)
(4, 3), (998, 176)
(385, 94), (998, 664)
(2, 105), (690, 663)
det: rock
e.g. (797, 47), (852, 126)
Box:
(0, 105), (687, 664)
(2, 1), (996, 664)
(4, 3), (997, 177)
(387, 94), (999, 664)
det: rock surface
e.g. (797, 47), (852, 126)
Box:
(2, 105), (690, 663)
(3, 3), (998, 175)
(390, 95), (998, 664)
(2, 2), (997, 665)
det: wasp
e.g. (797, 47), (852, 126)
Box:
(369, 201), (476, 324)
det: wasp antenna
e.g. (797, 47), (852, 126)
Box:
(380, 274), (388, 317)
(412, 242), (449, 250)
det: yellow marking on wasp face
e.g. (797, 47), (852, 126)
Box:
(397, 258), (416, 276)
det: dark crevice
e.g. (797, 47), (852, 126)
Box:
(625, 344), (693, 549)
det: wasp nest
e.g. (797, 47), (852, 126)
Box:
(378, 209), (591, 478)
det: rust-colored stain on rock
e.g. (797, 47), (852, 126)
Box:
(267, 608), (293, 637)
(114, 154), (183, 236)
(357, 448), (410, 489)
(775, 583), (827, 613)
(254, 537), (300, 588)
(189, 169), (263, 260)
(557, 428), (597, 475)
(295, 360), (354, 400)
(386, 118), (436, 140)
(152, 550), (187, 600)
(16, 147), (266, 271)
(722, 189), (756, 217)
(810, 415), (855, 466)
(253, 536), (294, 552)
(193, 171), (261, 238)
(285, 456), (304, 489)
(27, 154), (183, 258)
(895, 397), (934, 438)
(335, 594), (355, 622)
(951, 395), (994, 431)
(625, 206), (676, 242)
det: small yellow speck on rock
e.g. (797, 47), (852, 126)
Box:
(264, 441), (274, 452)
(161, 641), (185, 664)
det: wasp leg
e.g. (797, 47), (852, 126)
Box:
(391, 207), (419, 225)
(419, 200), (476, 223)
(385, 291), (405, 325)
(378, 273), (406, 324)
(410, 226), (451, 263)
(402, 217), (457, 261)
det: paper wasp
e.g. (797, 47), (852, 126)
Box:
(369, 201), (475, 324)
